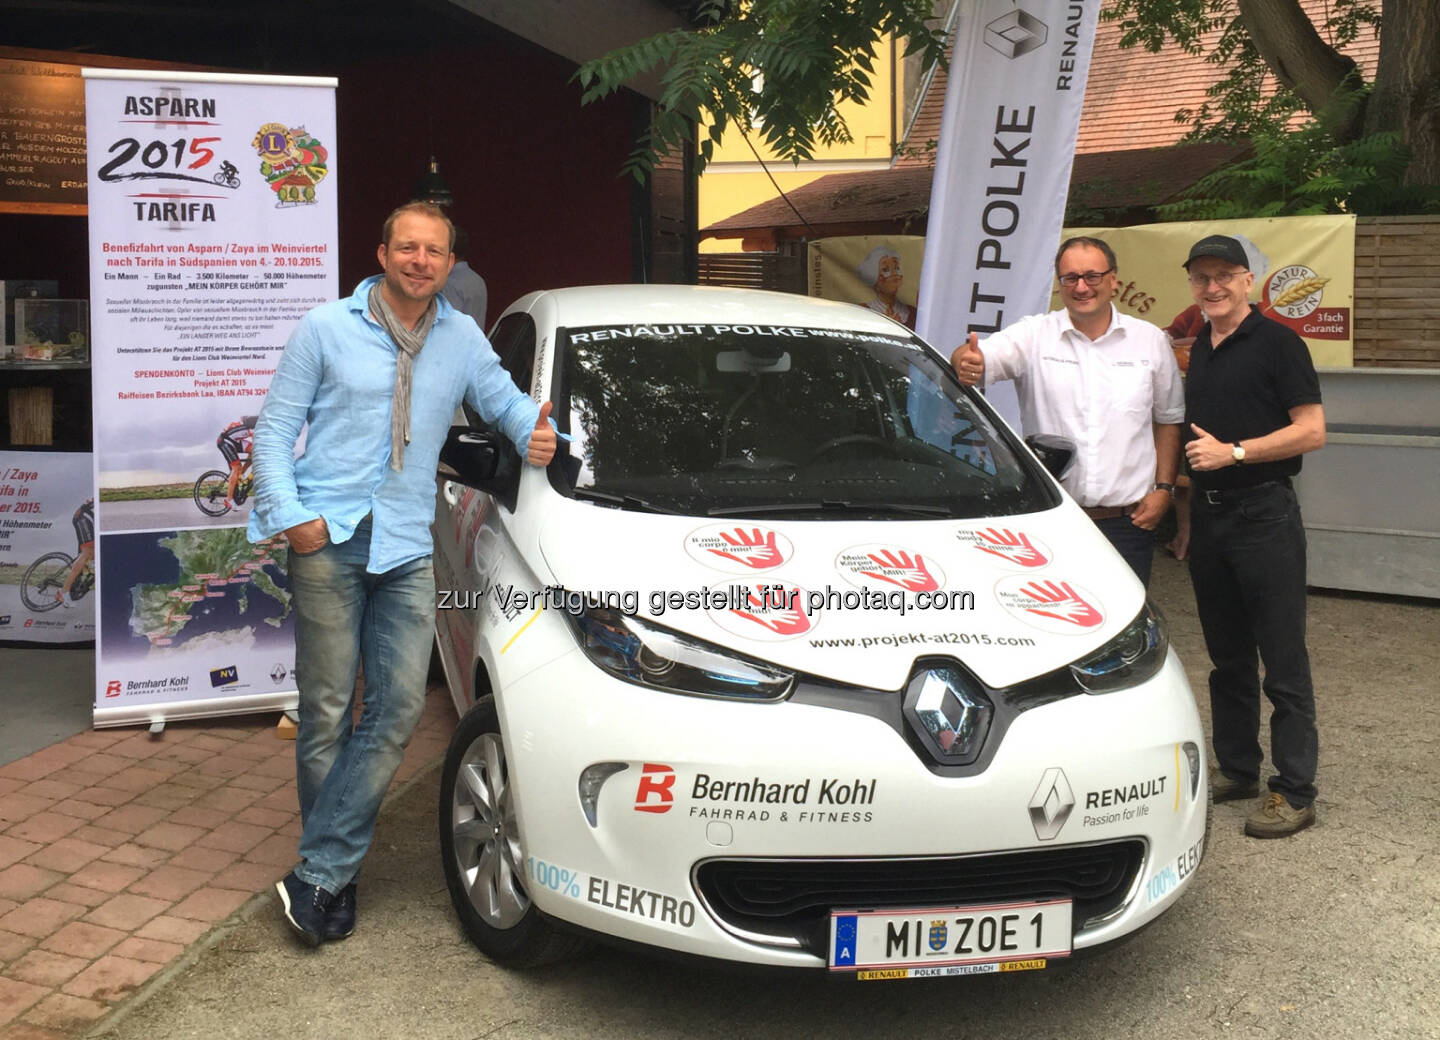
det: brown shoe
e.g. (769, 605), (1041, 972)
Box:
(1210, 772), (1260, 803)
(1244, 792), (1315, 838)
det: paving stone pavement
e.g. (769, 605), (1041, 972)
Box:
(0, 682), (456, 1038)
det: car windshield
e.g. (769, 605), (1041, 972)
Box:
(551, 322), (1056, 519)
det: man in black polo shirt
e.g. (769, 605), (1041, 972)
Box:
(1180, 234), (1326, 838)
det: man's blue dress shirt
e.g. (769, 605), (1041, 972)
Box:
(248, 275), (538, 572)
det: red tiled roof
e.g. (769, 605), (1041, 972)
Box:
(703, 140), (1251, 237)
(705, 167), (935, 235)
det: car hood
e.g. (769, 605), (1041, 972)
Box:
(536, 499), (1145, 692)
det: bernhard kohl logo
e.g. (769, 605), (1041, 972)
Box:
(986, 5), (1048, 59)
(1029, 766), (1075, 840)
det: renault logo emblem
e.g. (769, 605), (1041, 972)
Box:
(1029, 767), (1075, 840)
(985, 7), (1049, 59)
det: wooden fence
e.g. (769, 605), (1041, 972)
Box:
(698, 252), (806, 294)
(1353, 215), (1440, 369)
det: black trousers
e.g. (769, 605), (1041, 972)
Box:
(1188, 481), (1318, 807)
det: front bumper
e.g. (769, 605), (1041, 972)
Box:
(495, 648), (1207, 969)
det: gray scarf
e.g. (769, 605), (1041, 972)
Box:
(369, 281), (437, 471)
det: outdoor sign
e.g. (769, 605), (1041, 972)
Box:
(913, 0), (1103, 434)
(83, 68), (337, 727)
(808, 237), (926, 329)
(0, 57), (87, 213)
(1062, 216), (1357, 367)
(0, 450), (96, 645)
(810, 214), (1357, 369)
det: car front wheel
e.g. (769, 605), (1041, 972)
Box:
(438, 695), (588, 966)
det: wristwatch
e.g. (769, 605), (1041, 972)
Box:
(1153, 482), (1176, 498)
(1231, 442), (1246, 465)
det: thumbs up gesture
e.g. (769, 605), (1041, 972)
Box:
(527, 401), (557, 466)
(952, 332), (985, 386)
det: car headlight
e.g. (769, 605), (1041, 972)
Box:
(1069, 602), (1168, 694)
(564, 604), (794, 701)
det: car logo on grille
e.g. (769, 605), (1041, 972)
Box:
(1029, 767), (1075, 840)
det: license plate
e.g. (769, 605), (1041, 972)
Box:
(829, 899), (1072, 977)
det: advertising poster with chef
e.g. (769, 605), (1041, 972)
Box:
(84, 68), (337, 725)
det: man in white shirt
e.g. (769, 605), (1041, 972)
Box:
(951, 236), (1183, 586)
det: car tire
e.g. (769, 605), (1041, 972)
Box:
(439, 695), (588, 967)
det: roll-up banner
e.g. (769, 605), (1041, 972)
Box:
(83, 69), (337, 727)
(915, 0), (1102, 434)
(0, 451), (96, 646)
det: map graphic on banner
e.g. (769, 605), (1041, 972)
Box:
(0, 451), (96, 645)
(98, 529), (290, 660)
(84, 68), (337, 726)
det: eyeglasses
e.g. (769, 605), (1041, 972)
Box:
(1188, 270), (1244, 287)
(1057, 269), (1113, 288)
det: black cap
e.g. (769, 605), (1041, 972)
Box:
(1183, 234), (1249, 270)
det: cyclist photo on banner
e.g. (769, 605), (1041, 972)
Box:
(19, 498), (95, 616)
(192, 414), (259, 518)
(218, 414), (257, 511)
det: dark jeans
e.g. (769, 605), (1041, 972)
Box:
(1188, 481), (1317, 808)
(1094, 515), (1155, 587)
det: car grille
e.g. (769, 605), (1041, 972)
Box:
(693, 840), (1145, 957)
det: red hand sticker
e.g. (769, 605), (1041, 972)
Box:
(1020, 580), (1103, 627)
(974, 528), (1048, 568)
(707, 527), (784, 569)
(732, 586), (812, 635)
(859, 550), (940, 592)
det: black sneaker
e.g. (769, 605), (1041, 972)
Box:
(324, 882), (357, 941)
(1210, 771), (1261, 803)
(276, 871), (332, 947)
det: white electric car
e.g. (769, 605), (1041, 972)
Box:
(431, 285), (1207, 978)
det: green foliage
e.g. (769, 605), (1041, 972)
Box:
(1158, 92), (1439, 218)
(576, 0), (948, 181)
(1103, 0), (1437, 214)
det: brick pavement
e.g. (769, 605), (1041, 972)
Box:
(0, 684), (457, 1038)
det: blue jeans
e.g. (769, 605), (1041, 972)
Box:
(1093, 515), (1155, 587)
(288, 514), (435, 894)
(1188, 482), (1317, 808)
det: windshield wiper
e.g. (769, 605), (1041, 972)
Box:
(707, 500), (954, 518)
(569, 488), (679, 514)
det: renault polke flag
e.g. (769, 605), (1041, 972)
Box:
(916, 0), (1101, 434)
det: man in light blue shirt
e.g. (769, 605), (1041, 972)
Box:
(250, 201), (555, 946)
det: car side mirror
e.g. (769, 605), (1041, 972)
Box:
(440, 426), (519, 509)
(1025, 433), (1076, 481)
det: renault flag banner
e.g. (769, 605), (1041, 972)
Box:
(0, 451), (96, 645)
(84, 69), (337, 727)
(915, 0), (1101, 434)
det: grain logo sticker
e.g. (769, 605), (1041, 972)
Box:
(1262, 263), (1349, 341)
